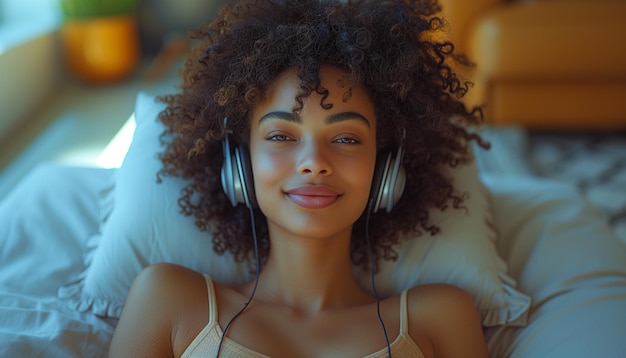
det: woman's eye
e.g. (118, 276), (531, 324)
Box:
(335, 137), (360, 145)
(268, 134), (293, 142)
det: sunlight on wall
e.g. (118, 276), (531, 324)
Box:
(98, 113), (136, 168)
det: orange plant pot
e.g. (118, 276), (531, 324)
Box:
(61, 15), (140, 84)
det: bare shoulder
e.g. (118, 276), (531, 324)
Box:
(407, 284), (489, 358)
(135, 262), (207, 293)
(125, 263), (208, 311)
(407, 283), (477, 315)
(109, 263), (209, 358)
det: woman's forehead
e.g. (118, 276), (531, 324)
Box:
(261, 66), (370, 108)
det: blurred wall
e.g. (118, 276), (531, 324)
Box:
(0, 32), (62, 142)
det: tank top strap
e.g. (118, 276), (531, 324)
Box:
(203, 275), (219, 324)
(399, 289), (409, 335)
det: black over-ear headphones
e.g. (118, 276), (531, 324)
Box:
(220, 118), (405, 212)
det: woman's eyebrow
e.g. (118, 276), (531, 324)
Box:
(326, 112), (371, 128)
(257, 110), (371, 128)
(257, 111), (301, 125)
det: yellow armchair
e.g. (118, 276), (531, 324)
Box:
(439, 0), (626, 129)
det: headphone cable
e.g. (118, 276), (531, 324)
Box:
(217, 204), (391, 357)
(216, 205), (261, 357)
(366, 200), (393, 358)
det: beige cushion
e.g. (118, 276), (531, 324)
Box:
(468, 1), (626, 79)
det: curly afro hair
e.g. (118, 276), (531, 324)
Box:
(157, 0), (488, 273)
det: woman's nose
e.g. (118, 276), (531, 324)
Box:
(297, 140), (332, 176)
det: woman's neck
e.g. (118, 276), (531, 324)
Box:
(243, 224), (373, 315)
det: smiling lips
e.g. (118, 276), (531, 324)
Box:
(284, 185), (343, 209)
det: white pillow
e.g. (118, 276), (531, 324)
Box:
(59, 92), (530, 326)
(481, 174), (626, 357)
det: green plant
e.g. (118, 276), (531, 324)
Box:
(60, 0), (138, 19)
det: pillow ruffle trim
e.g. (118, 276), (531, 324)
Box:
(479, 181), (531, 327)
(57, 169), (124, 318)
(57, 265), (125, 318)
(481, 272), (531, 327)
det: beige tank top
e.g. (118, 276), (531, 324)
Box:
(181, 275), (425, 358)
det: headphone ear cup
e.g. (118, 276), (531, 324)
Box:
(220, 127), (257, 208)
(234, 146), (257, 208)
(220, 146), (257, 208)
(221, 134), (238, 207)
(369, 150), (392, 213)
(385, 146), (405, 212)
(369, 147), (406, 213)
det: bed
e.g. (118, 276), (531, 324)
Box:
(1, 93), (625, 357)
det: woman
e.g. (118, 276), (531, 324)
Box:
(109, 0), (489, 356)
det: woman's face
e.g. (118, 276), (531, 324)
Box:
(249, 65), (377, 240)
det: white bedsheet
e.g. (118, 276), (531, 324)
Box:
(0, 291), (114, 357)
(475, 126), (626, 243)
(0, 163), (116, 357)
